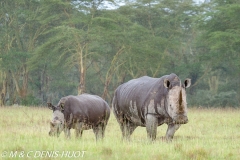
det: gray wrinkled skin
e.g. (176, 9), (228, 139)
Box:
(112, 73), (191, 141)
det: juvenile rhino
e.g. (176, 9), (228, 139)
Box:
(112, 73), (191, 141)
(48, 94), (110, 141)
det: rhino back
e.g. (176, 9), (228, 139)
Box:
(115, 76), (168, 113)
(63, 94), (110, 124)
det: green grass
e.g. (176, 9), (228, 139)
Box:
(0, 107), (240, 160)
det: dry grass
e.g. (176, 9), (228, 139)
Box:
(0, 106), (240, 159)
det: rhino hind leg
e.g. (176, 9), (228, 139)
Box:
(74, 123), (84, 138)
(75, 129), (83, 138)
(93, 123), (106, 141)
(113, 109), (137, 140)
(146, 114), (158, 141)
(120, 116), (137, 140)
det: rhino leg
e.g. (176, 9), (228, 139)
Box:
(101, 123), (107, 138)
(146, 114), (158, 141)
(75, 123), (83, 138)
(64, 113), (73, 139)
(93, 123), (106, 141)
(165, 124), (181, 141)
(120, 118), (137, 140)
(64, 128), (71, 139)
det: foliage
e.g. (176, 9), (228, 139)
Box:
(193, 0), (240, 107)
(21, 94), (41, 106)
(0, 0), (238, 107)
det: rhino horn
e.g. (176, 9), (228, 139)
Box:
(178, 90), (184, 113)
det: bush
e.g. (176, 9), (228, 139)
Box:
(21, 94), (41, 106)
(188, 90), (238, 107)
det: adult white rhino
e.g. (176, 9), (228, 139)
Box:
(112, 73), (191, 141)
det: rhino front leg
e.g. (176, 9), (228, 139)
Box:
(165, 123), (181, 141)
(146, 114), (158, 141)
(64, 128), (71, 139)
(64, 113), (73, 139)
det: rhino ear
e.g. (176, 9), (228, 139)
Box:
(47, 103), (56, 110)
(164, 79), (171, 88)
(184, 79), (191, 88)
(60, 102), (64, 111)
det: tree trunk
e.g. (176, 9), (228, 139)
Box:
(22, 64), (28, 98)
(78, 49), (86, 95)
(208, 76), (219, 94)
(0, 71), (7, 106)
(102, 45), (125, 100)
(11, 68), (28, 99)
(11, 71), (21, 96)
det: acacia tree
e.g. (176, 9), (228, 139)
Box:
(88, 9), (133, 100)
(0, 0), (47, 105)
(32, 0), (122, 97)
(89, 0), (202, 101)
(113, 0), (201, 78)
(193, 0), (240, 106)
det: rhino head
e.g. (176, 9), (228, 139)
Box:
(47, 102), (65, 137)
(164, 76), (191, 124)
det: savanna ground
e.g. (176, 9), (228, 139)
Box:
(0, 106), (240, 160)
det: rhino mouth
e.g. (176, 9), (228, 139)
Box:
(173, 119), (188, 124)
(172, 116), (188, 124)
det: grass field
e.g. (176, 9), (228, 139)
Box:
(0, 106), (240, 160)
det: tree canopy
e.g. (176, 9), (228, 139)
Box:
(0, 0), (239, 107)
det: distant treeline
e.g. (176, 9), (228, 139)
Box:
(0, 0), (239, 107)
